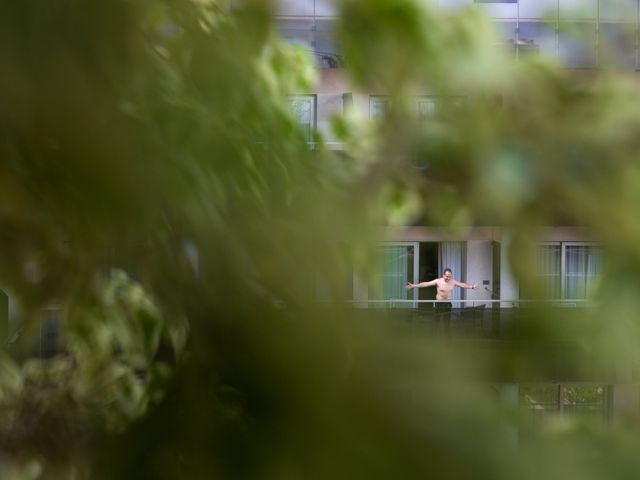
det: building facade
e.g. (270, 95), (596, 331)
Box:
(278, 0), (637, 429)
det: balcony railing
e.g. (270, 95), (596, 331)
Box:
(342, 299), (594, 341)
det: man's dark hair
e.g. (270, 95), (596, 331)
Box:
(443, 268), (452, 275)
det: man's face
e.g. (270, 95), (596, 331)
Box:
(443, 271), (452, 282)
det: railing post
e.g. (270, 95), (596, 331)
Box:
(491, 304), (501, 338)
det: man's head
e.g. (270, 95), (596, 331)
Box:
(443, 268), (452, 281)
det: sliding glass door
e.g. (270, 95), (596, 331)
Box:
(374, 243), (419, 307)
(536, 243), (602, 300)
(564, 244), (603, 300)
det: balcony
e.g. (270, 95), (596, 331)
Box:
(345, 299), (592, 339)
(338, 299), (612, 382)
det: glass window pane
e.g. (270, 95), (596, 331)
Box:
(564, 245), (602, 299)
(522, 385), (608, 428)
(599, 22), (637, 70)
(520, 384), (608, 428)
(277, 19), (340, 69)
(599, 0), (637, 21)
(277, 19), (315, 42)
(313, 34), (342, 69)
(522, 386), (560, 410)
(492, 21), (518, 57)
(437, 0), (474, 11)
(562, 386), (606, 421)
(558, 22), (597, 68)
(519, 22), (558, 60)
(313, 0), (336, 17)
(494, 20), (517, 43)
(374, 245), (416, 306)
(417, 97), (438, 121)
(477, 3), (518, 19)
(277, 0), (314, 17)
(519, 0), (558, 19)
(521, 385), (560, 427)
(537, 245), (561, 299)
(289, 96), (315, 142)
(41, 307), (61, 358)
(370, 96), (391, 120)
(559, 0), (596, 20)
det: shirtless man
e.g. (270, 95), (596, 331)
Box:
(406, 268), (478, 299)
(406, 268), (477, 335)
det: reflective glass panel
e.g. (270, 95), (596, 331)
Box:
(519, 0), (558, 19)
(519, 21), (558, 59)
(559, 0), (596, 20)
(599, 22), (637, 70)
(558, 22), (597, 68)
(598, 0), (637, 21)
(477, 2), (518, 19)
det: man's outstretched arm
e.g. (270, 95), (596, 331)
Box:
(407, 279), (437, 289)
(454, 280), (478, 290)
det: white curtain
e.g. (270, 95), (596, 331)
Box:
(416, 98), (437, 122)
(565, 245), (602, 299)
(439, 242), (464, 306)
(537, 245), (561, 299)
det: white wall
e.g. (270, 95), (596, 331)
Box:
(316, 93), (343, 144)
(465, 240), (493, 306)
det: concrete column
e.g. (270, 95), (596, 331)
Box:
(500, 231), (519, 307)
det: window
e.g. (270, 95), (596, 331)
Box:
(521, 384), (610, 427)
(493, 20), (517, 45)
(40, 306), (61, 358)
(599, 0), (637, 22)
(476, 1), (518, 21)
(370, 96), (442, 121)
(288, 95), (316, 143)
(416, 97), (438, 121)
(564, 244), (603, 299)
(519, 0), (558, 18)
(559, 0), (596, 21)
(535, 243), (602, 300)
(558, 22), (597, 68)
(599, 21), (637, 70)
(371, 243), (419, 307)
(518, 21), (558, 60)
(369, 96), (392, 120)
(365, 242), (466, 308)
(536, 244), (561, 299)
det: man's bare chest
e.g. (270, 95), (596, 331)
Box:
(437, 280), (454, 292)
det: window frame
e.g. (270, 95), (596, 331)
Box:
(369, 95), (392, 120)
(520, 382), (612, 425)
(536, 241), (602, 300)
(288, 94), (317, 143)
(371, 241), (420, 307)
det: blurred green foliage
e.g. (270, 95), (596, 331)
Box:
(1, 0), (640, 479)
